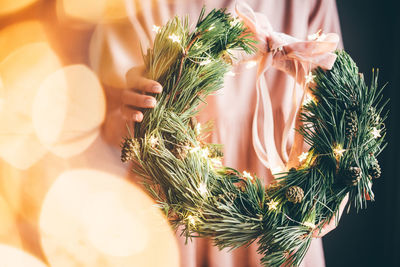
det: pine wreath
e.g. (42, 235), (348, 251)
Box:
(121, 7), (387, 267)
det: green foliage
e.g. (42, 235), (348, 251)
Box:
(121, 8), (387, 267)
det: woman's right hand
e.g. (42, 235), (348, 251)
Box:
(121, 66), (163, 122)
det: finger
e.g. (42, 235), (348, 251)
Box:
(121, 105), (144, 122)
(126, 66), (162, 93)
(121, 90), (157, 108)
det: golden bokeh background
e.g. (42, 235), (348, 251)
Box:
(0, 0), (180, 266)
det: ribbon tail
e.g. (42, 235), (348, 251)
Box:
(252, 56), (284, 172)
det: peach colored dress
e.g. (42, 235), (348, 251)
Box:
(97, 0), (342, 266)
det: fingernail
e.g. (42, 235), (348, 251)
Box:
(135, 114), (142, 121)
(151, 85), (162, 93)
(145, 98), (156, 107)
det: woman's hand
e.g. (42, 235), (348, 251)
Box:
(121, 66), (163, 122)
(312, 194), (349, 238)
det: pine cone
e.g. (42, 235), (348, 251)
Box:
(285, 186), (304, 204)
(369, 162), (381, 179)
(121, 137), (139, 163)
(172, 142), (190, 160)
(345, 112), (358, 137)
(344, 166), (362, 186)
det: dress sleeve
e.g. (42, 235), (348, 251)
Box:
(307, 0), (343, 48)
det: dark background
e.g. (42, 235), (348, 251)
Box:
(323, 1), (399, 266)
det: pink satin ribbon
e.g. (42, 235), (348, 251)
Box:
(235, 2), (339, 174)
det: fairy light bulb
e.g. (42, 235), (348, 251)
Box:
(152, 25), (160, 33)
(243, 171), (253, 181)
(267, 200), (279, 211)
(298, 152), (309, 163)
(333, 144), (346, 158)
(168, 34), (181, 43)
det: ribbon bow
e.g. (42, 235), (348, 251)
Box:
(235, 2), (339, 174)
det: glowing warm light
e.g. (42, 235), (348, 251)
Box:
(333, 144), (346, 158)
(168, 34), (181, 43)
(267, 200), (279, 211)
(0, 0), (38, 16)
(148, 135), (159, 148)
(298, 152), (309, 163)
(208, 25), (215, 31)
(0, 244), (47, 267)
(152, 25), (161, 33)
(304, 71), (316, 85)
(303, 95), (315, 106)
(58, 0), (127, 23)
(39, 169), (179, 267)
(371, 127), (381, 139)
(0, 195), (21, 247)
(243, 171), (253, 180)
(0, 42), (62, 169)
(245, 60), (257, 69)
(302, 221), (316, 229)
(187, 215), (196, 226)
(198, 183), (208, 195)
(32, 65), (105, 158)
(0, 20), (47, 62)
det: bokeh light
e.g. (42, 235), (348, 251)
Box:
(0, 244), (47, 267)
(0, 20), (47, 63)
(0, 0), (38, 16)
(39, 169), (180, 267)
(0, 42), (62, 169)
(0, 195), (21, 247)
(32, 64), (105, 158)
(57, 0), (127, 23)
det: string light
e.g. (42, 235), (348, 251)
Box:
(148, 135), (159, 148)
(152, 25), (160, 33)
(304, 71), (316, 85)
(371, 127), (381, 139)
(333, 144), (346, 158)
(267, 200), (279, 211)
(302, 221), (316, 229)
(298, 152), (309, 163)
(303, 95), (315, 106)
(208, 24), (215, 31)
(168, 34), (181, 43)
(187, 215), (196, 226)
(243, 171), (253, 181)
